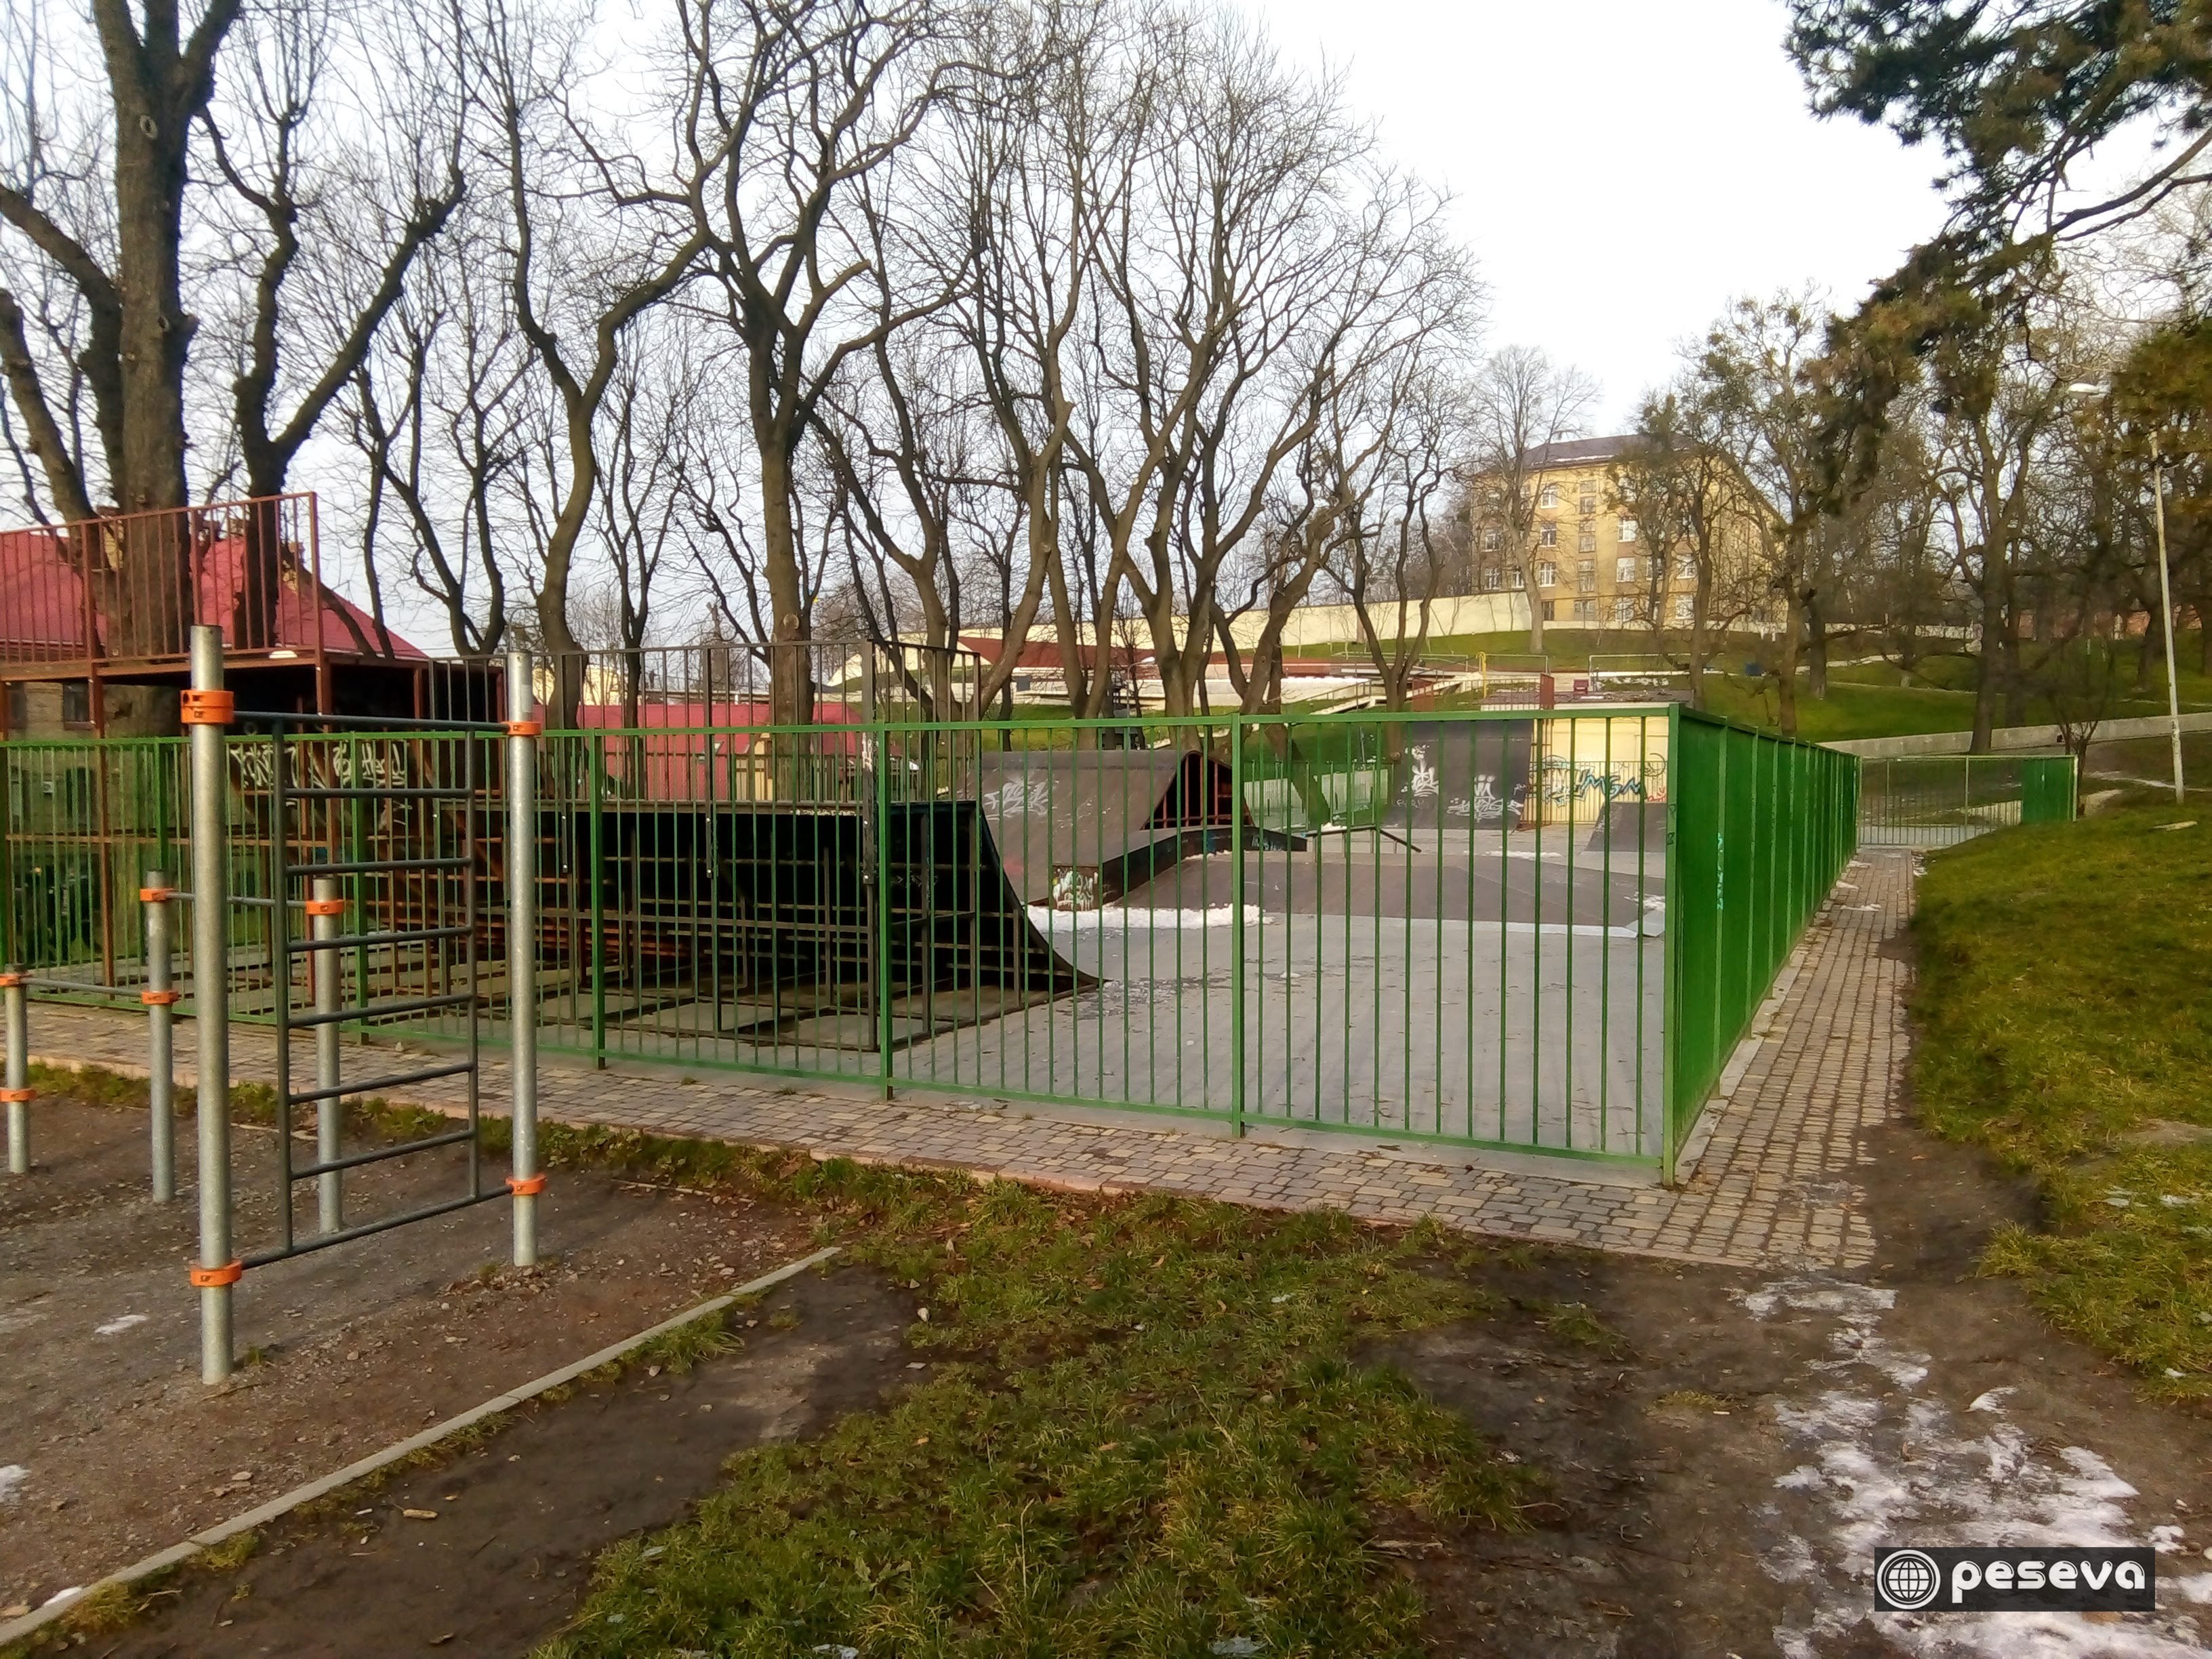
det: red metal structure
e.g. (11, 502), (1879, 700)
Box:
(0, 493), (428, 731)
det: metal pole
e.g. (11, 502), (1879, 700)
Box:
(3, 965), (28, 1174)
(311, 873), (344, 1232)
(2152, 455), (2186, 802)
(188, 626), (235, 1385)
(506, 649), (541, 1267)
(143, 869), (176, 1200)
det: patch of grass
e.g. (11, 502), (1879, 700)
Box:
(536, 1182), (1532, 1659)
(1912, 804), (2212, 1404)
(1647, 1389), (1733, 1415)
(1530, 1300), (1630, 1356)
(636, 1309), (743, 1376)
(199, 1530), (259, 1572)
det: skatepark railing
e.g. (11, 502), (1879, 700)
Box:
(1666, 712), (1861, 1170)
(0, 706), (1860, 1180)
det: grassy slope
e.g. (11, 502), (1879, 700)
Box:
(1911, 804), (2212, 1402)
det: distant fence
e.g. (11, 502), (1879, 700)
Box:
(1856, 754), (2076, 847)
(1, 705), (1858, 1181)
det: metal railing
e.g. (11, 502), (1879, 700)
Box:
(1857, 754), (2076, 846)
(1667, 716), (1861, 1162)
(1, 703), (1858, 1180)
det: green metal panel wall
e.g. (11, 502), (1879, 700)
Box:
(1664, 711), (1860, 1179)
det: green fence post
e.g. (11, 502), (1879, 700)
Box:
(1661, 702), (1681, 1184)
(588, 735), (607, 1069)
(1229, 715), (1246, 1139)
(875, 714), (894, 1094)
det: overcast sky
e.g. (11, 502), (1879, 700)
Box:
(1250, 0), (1957, 429)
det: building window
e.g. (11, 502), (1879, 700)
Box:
(1538, 483), (1559, 508)
(1618, 517), (1637, 542)
(1578, 489), (1597, 516)
(1538, 522), (1557, 548)
(1572, 598), (1597, 621)
(1616, 555), (1637, 585)
(1577, 529), (1596, 553)
(1481, 526), (1502, 552)
(62, 682), (91, 729)
(1614, 595), (1637, 624)
(1576, 559), (1595, 592)
(1481, 567), (1502, 591)
(1542, 599), (1557, 621)
(1537, 560), (1557, 588)
(5, 684), (24, 734)
(1673, 593), (1695, 623)
(1675, 552), (1696, 580)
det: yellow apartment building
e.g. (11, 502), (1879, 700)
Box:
(1467, 434), (1778, 633)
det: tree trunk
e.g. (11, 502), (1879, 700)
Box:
(1805, 589), (1828, 699)
(1775, 588), (1803, 737)
(1970, 576), (2003, 752)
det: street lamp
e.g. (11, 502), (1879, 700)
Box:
(2066, 382), (2186, 802)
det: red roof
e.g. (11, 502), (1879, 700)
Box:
(0, 527), (424, 663)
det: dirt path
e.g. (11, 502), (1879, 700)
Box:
(1393, 1063), (2212, 1658)
(0, 1092), (811, 1610)
(64, 1267), (912, 1659)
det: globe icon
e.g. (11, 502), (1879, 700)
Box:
(1880, 1551), (1940, 1609)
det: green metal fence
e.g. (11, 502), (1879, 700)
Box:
(1856, 754), (2077, 846)
(1, 705), (1860, 1178)
(1666, 714), (1860, 1169)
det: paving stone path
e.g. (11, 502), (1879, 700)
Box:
(20, 853), (1912, 1271)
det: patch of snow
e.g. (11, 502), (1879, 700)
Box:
(94, 1313), (148, 1336)
(0, 1465), (26, 1505)
(1736, 1278), (1896, 1322)
(1754, 1273), (2211, 1656)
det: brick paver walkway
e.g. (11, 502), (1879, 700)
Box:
(20, 853), (1912, 1270)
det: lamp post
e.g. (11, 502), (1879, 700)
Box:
(2067, 383), (2186, 802)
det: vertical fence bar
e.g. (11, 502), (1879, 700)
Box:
(3, 966), (26, 1174)
(187, 626), (235, 1385)
(144, 868), (176, 1200)
(506, 650), (541, 1267)
(1229, 716), (1246, 1138)
(310, 873), (344, 1232)
(1660, 702), (1681, 1185)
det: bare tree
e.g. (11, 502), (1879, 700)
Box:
(482, 0), (708, 724)
(1612, 380), (1771, 709)
(673, 0), (966, 727)
(1465, 346), (1597, 653)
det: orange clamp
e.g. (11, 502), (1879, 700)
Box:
(0, 1086), (33, 1104)
(180, 689), (237, 726)
(190, 1261), (244, 1288)
(505, 1172), (547, 1197)
(504, 719), (542, 739)
(302, 897), (346, 917)
(0, 971), (25, 988)
(139, 886), (174, 903)
(140, 989), (182, 1006)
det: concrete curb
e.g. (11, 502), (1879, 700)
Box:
(0, 1245), (841, 1652)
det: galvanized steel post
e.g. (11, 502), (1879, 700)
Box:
(506, 650), (541, 1267)
(3, 964), (27, 1174)
(143, 869), (176, 1200)
(187, 626), (236, 1384)
(310, 874), (344, 1233)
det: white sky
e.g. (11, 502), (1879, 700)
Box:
(1249, 0), (1958, 429)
